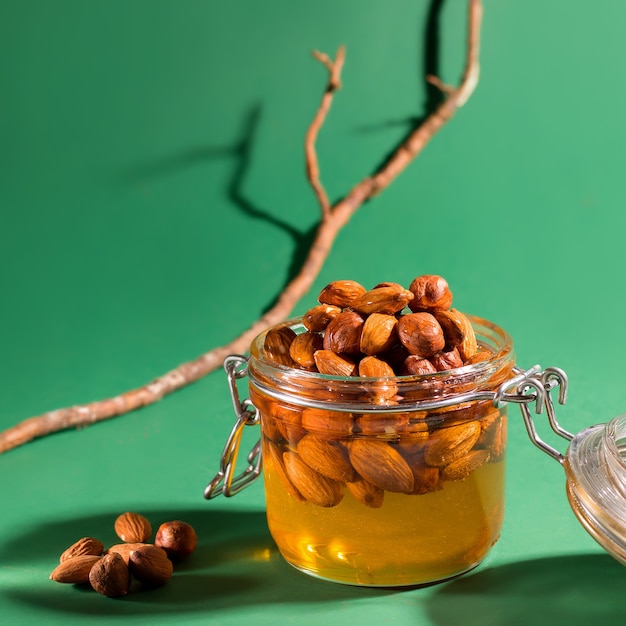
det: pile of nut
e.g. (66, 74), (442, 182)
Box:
(49, 512), (197, 598)
(255, 275), (508, 509)
(263, 274), (487, 380)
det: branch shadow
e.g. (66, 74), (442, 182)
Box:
(426, 553), (626, 626)
(356, 0), (447, 169)
(121, 104), (318, 315)
(1, 507), (397, 617)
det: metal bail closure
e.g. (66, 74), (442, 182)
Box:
(204, 355), (262, 499)
(505, 366), (574, 464)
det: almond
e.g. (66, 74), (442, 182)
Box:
(347, 439), (414, 494)
(265, 442), (306, 502)
(296, 434), (356, 482)
(263, 326), (297, 367)
(352, 285), (414, 315)
(423, 421), (481, 467)
(441, 449), (490, 481)
(289, 331), (323, 368)
(346, 477), (384, 508)
(114, 512), (152, 543)
(283, 451), (344, 507)
(302, 304), (342, 332)
(60, 537), (104, 562)
(50, 554), (102, 584)
(358, 356), (398, 403)
(271, 404), (306, 443)
(359, 313), (398, 355)
(128, 544), (173, 587)
(106, 542), (159, 565)
(89, 553), (130, 597)
(301, 407), (356, 438)
(318, 279), (366, 308)
(313, 350), (357, 376)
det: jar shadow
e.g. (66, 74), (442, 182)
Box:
(426, 553), (626, 626)
(1, 507), (396, 617)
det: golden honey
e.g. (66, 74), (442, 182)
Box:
(263, 447), (505, 586)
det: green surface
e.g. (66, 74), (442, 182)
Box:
(2, 0), (626, 623)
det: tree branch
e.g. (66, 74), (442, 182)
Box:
(0, 0), (483, 454)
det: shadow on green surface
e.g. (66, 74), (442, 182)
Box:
(427, 553), (626, 626)
(0, 507), (396, 616)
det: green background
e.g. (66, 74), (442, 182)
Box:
(2, 0), (625, 623)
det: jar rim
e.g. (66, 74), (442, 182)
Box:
(247, 314), (515, 413)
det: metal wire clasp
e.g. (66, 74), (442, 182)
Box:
(499, 365), (574, 464)
(204, 355), (262, 499)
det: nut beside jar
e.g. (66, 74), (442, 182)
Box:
(242, 275), (515, 586)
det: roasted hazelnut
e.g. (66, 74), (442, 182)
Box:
(397, 312), (445, 357)
(154, 521), (198, 561)
(430, 347), (464, 371)
(401, 355), (438, 376)
(322, 311), (364, 355)
(408, 275), (453, 312)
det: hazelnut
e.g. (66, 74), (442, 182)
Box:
(154, 521), (198, 561)
(397, 312), (445, 357)
(322, 311), (364, 355)
(408, 275), (453, 312)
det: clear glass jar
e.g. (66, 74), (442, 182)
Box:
(564, 415), (626, 565)
(245, 314), (515, 586)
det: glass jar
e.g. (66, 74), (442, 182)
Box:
(218, 314), (515, 586)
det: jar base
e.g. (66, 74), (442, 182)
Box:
(282, 554), (484, 588)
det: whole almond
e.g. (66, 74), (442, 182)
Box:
(289, 331), (324, 369)
(89, 553), (130, 597)
(128, 545), (173, 587)
(297, 434), (356, 482)
(352, 285), (414, 315)
(358, 356), (398, 403)
(408, 275), (453, 312)
(114, 512), (152, 543)
(50, 554), (102, 584)
(346, 477), (384, 508)
(106, 542), (159, 565)
(318, 279), (366, 308)
(347, 439), (414, 494)
(441, 449), (490, 481)
(263, 326), (297, 367)
(423, 421), (481, 467)
(283, 451), (344, 507)
(401, 452), (440, 495)
(359, 313), (398, 355)
(302, 304), (342, 332)
(435, 309), (477, 361)
(60, 537), (104, 562)
(265, 441), (306, 502)
(313, 350), (357, 376)
(301, 407), (356, 438)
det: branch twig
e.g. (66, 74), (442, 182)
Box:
(0, 0), (483, 454)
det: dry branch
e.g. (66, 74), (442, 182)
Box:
(0, 0), (483, 454)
